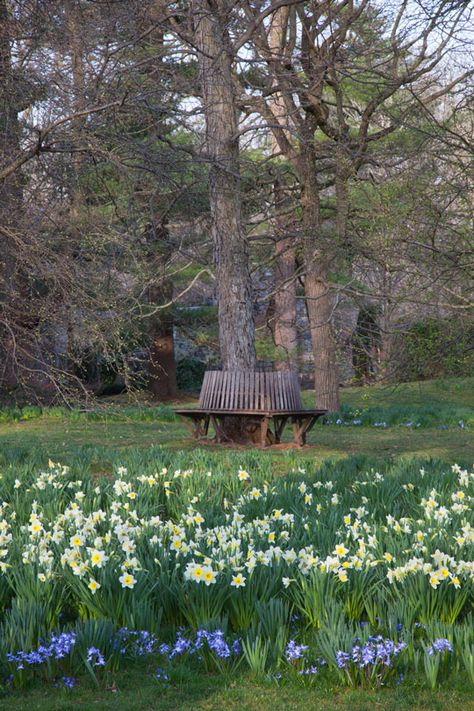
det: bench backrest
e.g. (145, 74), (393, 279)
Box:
(199, 370), (303, 411)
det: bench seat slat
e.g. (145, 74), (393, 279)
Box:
(194, 371), (309, 414)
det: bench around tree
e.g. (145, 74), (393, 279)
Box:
(175, 370), (327, 447)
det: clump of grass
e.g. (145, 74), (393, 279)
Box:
(0, 404), (178, 424)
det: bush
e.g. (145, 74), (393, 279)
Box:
(390, 319), (474, 382)
(176, 357), (206, 392)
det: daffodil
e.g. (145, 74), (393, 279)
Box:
(88, 579), (101, 594)
(230, 573), (246, 588)
(119, 572), (136, 589)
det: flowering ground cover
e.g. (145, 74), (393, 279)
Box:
(0, 451), (472, 707)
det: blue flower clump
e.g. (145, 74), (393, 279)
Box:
(117, 628), (158, 656)
(7, 632), (77, 670)
(427, 638), (453, 656)
(336, 636), (407, 669)
(161, 628), (241, 661)
(285, 640), (327, 677)
(285, 640), (309, 662)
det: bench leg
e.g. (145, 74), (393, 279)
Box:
(291, 417), (302, 446)
(274, 415), (288, 443)
(300, 415), (319, 444)
(210, 414), (224, 443)
(179, 414), (202, 439)
(292, 414), (321, 446)
(260, 416), (269, 448)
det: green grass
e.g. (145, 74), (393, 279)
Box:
(0, 421), (471, 468)
(304, 376), (474, 427)
(1, 670), (473, 711)
(0, 377), (472, 465)
(337, 376), (474, 409)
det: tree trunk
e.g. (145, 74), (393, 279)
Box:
(194, 0), (255, 371)
(0, 0), (26, 392)
(272, 218), (298, 371)
(147, 272), (178, 400)
(268, 6), (297, 372)
(145, 222), (178, 400)
(300, 143), (340, 412)
(148, 321), (178, 399)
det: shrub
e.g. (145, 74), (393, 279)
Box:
(176, 357), (206, 392)
(390, 319), (474, 382)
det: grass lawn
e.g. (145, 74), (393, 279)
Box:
(2, 671), (474, 711)
(0, 377), (472, 465)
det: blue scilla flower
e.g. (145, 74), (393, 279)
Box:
(285, 640), (308, 662)
(169, 632), (191, 660)
(155, 667), (169, 682)
(7, 652), (25, 670)
(269, 671), (282, 684)
(61, 676), (76, 689)
(133, 630), (158, 656)
(86, 646), (106, 667)
(206, 630), (231, 659)
(351, 644), (362, 664)
(117, 628), (158, 657)
(193, 630), (207, 650)
(299, 663), (319, 675)
(38, 644), (53, 658)
(361, 644), (376, 667)
(25, 651), (44, 665)
(427, 638), (453, 656)
(231, 639), (242, 656)
(50, 632), (77, 659)
(337, 636), (406, 671)
(336, 651), (350, 669)
(7, 631), (77, 672)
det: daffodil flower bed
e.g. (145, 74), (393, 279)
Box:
(0, 456), (472, 691)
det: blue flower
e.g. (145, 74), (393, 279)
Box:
(86, 646), (105, 667)
(231, 639), (242, 656)
(336, 651), (350, 669)
(285, 640), (308, 662)
(155, 667), (169, 682)
(427, 638), (453, 656)
(169, 632), (191, 660)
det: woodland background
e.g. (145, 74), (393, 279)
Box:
(1, 0), (473, 411)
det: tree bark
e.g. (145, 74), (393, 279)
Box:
(148, 320), (178, 399)
(268, 7), (297, 371)
(194, 0), (255, 371)
(300, 142), (340, 412)
(272, 208), (298, 371)
(145, 220), (178, 400)
(0, 0), (25, 391)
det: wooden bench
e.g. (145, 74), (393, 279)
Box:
(175, 370), (327, 447)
